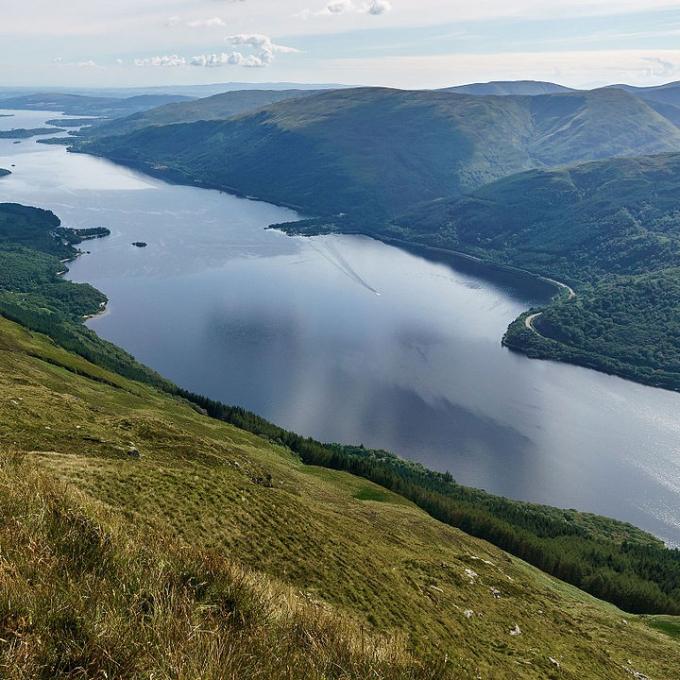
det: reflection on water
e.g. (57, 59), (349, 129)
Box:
(2, 109), (680, 545)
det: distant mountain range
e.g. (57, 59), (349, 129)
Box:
(84, 89), (322, 139)
(78, 85), (680, 218)
(442, 79), (680, 101)
(0, 92), (193, 118)
(38, 78), (680, 391)
(0, 82), (346, 100)
(443, 80), (574, 96)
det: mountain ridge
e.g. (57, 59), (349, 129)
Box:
(76, 86), (680, 220)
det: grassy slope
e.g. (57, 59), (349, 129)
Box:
(6, 203), (680, 618)
(85, 89), (320, 139)
(2, 314), (680, 679)
(1, 452), (433, 680)
(616, 81), (680, 107)
(390, 154), (680, 389)
(0, 203), (171, 389)
(77, 87), (680, 219)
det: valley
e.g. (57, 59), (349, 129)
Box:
(77, 84), (680, 395)
(3, 312), (680, 678)
(3, 76), (680, 677)
(4, 111), (680, 551)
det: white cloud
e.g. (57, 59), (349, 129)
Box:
(4, 1), (680, 38)
(134, 54), (187, 67)
(326, 1), (352, 13)
(320, 0), (392, 16)
(187, 17), (227, 28)
(190, 52), (268, 68)
(367, 0), (392, 15)
(135, 34), (299, 70)
(189, 34), (301, 68)
(52, 56), (99, 68)
(225, 34), (299, 55)
(641, 56), (679, 78)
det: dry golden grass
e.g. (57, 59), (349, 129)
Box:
(0, 451), (440, 680)
(1, 316), (680, 679)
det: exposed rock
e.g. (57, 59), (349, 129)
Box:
(464, 568), (478, 583)
(510, 624), (522, 636)
(464, 610), (474, 619)
(127, 447), (141, 459)
(625, 668), (650, 680)
(490, 587), (501, 599)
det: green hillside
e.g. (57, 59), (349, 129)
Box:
(2, 198), (680, 674)
(615, 81), (680, 107)
(84, 89), (320, 139)
(77, 86), (680, 219)
(5, 201), (680, 617)
(3, 314), (680, 679)
(0, 203), (171, 389)
(643, 99), (680, 127)
(389, 154), (680, 389)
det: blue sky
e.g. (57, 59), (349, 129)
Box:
(2, 1), (680, 89)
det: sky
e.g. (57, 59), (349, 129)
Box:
(3, 0), (680, 90)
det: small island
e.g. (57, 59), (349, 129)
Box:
(0, 127), (66, 139)
(132, 241), (148, 248)
(0, 169), (10, 178)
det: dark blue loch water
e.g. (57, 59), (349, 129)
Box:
(2, 109), (680, 545)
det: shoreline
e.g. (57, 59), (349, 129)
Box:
(274, 226), (680, 393)
(55, 242), (111, 322)
(369, 234), (575, 302)
(19, 139), (680, 546)
(69, 147), (680, 396)
(67, 147), (309, 215)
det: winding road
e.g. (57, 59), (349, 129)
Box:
(525, 279), (576, 333)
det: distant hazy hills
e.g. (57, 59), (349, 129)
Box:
(85, 89), (321, 138)
(443, 80), (574, 96)
(0, 92), (193, 118)
(80, 85), (680, 219)
(612, 81), (680, 107)
(443, 79), (680, 103)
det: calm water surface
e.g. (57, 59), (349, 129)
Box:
(2, 110), (680, 545)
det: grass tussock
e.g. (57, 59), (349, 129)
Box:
(0, 450), (443, 680)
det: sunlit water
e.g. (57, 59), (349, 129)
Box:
(2, 110), (680, 545)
